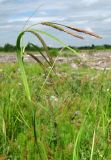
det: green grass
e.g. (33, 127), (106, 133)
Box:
(0, 21), (109, 160)
(0, 62), (111, 159)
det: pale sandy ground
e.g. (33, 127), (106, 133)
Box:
(0, 51), (111, 70)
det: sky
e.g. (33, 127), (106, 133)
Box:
(0, 0), (111, 47)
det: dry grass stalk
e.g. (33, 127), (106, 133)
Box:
(28, 30), (54, 65)
(29, 43), (51, 66)
(27, 53), (45, 67)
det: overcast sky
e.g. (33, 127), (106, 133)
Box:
(0, 0), (111, 47)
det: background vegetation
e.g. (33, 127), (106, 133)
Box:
(0, 21), (111, 159)
(1, 43), (111, 53)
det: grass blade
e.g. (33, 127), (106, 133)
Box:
(90, 130), (96, 160)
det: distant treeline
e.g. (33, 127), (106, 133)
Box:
(0, 43), (111, 52)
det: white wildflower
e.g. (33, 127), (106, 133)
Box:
(50, 96), (58, 102)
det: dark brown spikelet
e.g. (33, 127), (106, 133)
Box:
(42, 22), (102, 39)
(41, 22), (84, 39)
(67, 25), (102, 39)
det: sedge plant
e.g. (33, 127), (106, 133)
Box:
(16, 21), (101, 159)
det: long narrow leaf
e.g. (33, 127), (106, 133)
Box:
(16, 32), (31, 101)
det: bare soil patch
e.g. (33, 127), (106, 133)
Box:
(0, 51), (111, 70)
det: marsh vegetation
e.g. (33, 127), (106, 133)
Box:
(0, 22), (111, 160)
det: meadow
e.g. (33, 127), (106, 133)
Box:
(0, 60), (111, 159)
(0, 22), (111, 160)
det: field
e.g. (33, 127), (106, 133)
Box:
(0, 51), (111, 159)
